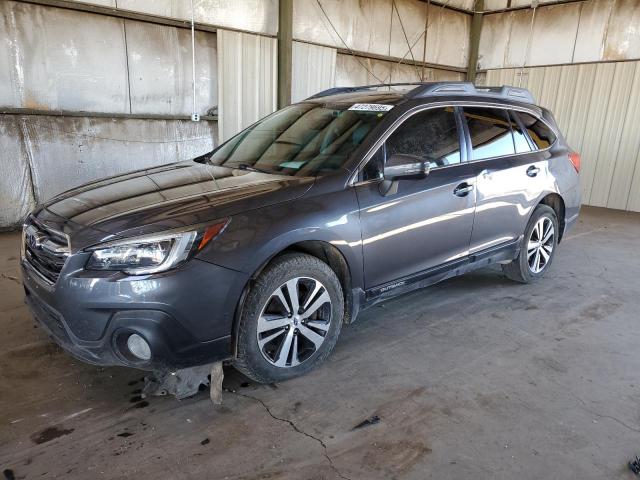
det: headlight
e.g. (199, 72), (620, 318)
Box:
(86, 220), (229, 275)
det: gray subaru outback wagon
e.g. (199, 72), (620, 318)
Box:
(21, 82), (581, 384)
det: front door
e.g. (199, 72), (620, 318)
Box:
(354, 107), (476, 290)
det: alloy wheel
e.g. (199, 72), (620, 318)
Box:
(256, 277), (332, 368)
(527, 216), (554, 274)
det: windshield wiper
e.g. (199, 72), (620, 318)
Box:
(235, 163), (272, 174)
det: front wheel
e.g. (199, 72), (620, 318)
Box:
(502, 204), (559, 283)
(234, 253), (344, 383)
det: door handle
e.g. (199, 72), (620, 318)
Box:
(453, 182), (474, 197)
(527, 165), (540, 177)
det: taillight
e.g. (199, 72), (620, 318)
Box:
(568, 152), (581, 173)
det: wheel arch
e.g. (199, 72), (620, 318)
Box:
(538, 192), (566, 242)
(230, 239), (358, 358)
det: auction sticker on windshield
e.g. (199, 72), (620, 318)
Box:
(348, 103), (394, 112)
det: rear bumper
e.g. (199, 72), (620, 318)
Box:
(22, 257), (249, 371)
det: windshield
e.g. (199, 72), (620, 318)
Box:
(208, 102), (390, 176)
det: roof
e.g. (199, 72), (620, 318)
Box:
(306, 82), (537, 105)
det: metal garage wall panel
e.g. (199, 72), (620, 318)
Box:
(291, 42), (337, 102)
(604, 0), (640, 61)
(293, 0), (392, 59)
(293, 0), (470, 69)
(125, 21), (218, 116)
(217, 30), (277, 142)
(527, 4), (581, 66)
(484, 0), (508, 9)
(0, 1), (129, 113)
(424, 5), (471, 69)
(116, 0), (278, 36)
(588, 62), (637, 207)
(573, 0), (614, 63)
(477, 13), (512, 70)
(608, 64), (640, 210)
(335, 55), (391, 86)
(64, 0), (116, 6)
(574, 63), (615, 205)
(1, 115), (217, 208)
(335, 53), (463, 88)
(479, 10), (531, 70)
(561, 64), (597, 155)
(389, 0), (427, 62)
(484, 61), (640, 212)
(481, 0), (640, 68)
(485, 0), (592, 8)
(0, 118), (36, 228)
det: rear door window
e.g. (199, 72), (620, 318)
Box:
(514, 112), (557, 150)
(462, 107), (515, 160)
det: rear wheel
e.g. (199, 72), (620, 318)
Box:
(502, 204), (558, 283)
(234, 253), (344, 383)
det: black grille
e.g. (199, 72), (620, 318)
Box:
(24, 220), (70, 283)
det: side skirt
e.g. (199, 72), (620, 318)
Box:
(359, 238), (521, 311)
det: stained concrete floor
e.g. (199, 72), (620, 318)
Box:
(1, 206), (639, 479)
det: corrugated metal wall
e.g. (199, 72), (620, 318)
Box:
(484, 62), (640, 212)
(291, 42), (337, 103)
(479, 0), (640, 70)
(66, 0), (279, 35)
(0, 1), (219, 116)
(217, 30), (277, 142)
(335, 54), (464, 85)
(0, 114), (217, 228)
(0, 1), (221, 228)
(293, 0), (471, 69)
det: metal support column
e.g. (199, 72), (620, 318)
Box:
(277, 0), (293, 108)
(466, 0), (484, 83)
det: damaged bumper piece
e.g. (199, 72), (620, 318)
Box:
(21, 256), (245, 373)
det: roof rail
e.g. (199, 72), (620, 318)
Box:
(305, 83), (425, 100)
(411, 82), (536, 104)
(306, 82), (536, 104)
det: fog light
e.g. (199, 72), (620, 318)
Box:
(127, 333), (151, 361)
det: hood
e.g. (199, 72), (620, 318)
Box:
(34, 160), (314, 249)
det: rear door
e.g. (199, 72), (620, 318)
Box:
(462, 106), (550, 255)
(354, 106), (477, 289)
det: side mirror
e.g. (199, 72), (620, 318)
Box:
(379, 154), (430, 196)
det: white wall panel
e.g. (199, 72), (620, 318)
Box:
(0, 115), (217, 228)
(291, 42), (337, 102)
(0, 118), (36, 228)
(217, 30), (277, 142)
(0, 1), (129, 113)
(588, 62), (636, 207)
(527, 4), (581, 66)
(335, 54), (464, 87)
(573, 0), (614, 63)
(125, 21), (218, 116)
(293, 0), (470, 69)
(424, 4), (471, 68)
(116, 0), (278, 36)
(484, 61), (640, 212)
(608, 65), (640, 211)
(480, 0), (640, 69)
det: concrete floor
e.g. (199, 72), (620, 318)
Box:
(1, 206), (639, 479)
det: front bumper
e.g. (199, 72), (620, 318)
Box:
(22, 255), (249, 371)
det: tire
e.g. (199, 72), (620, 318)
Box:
(233, 253), (344, 383)
(502, 204), (559, 284)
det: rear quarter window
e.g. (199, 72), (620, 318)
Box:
(515, 112), (557, 150)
